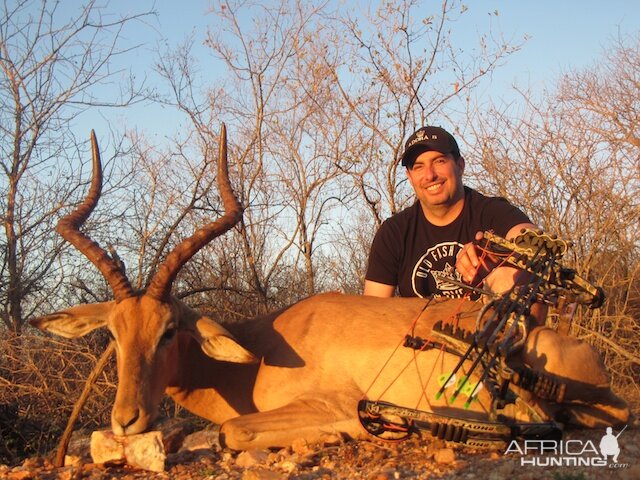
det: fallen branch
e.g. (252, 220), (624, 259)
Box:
(54, 341), (116, 468)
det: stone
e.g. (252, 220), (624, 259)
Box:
(124, 431), (166, 472)
(278, 460), (297, 473)
(319, 433), (343, 446)
(6, 471), (33, 480)
(90, 429), (166, 472)
(180, 428), (221, 452)
(63, 455), (82, 467)
(90, 431), (125, 465)
(368, 471), (395, 480)
(236, 449), (269, 468)
(434, 447), (456, 464)
(53, 469), (75, 480)
(162, 424), (190, 453)
(20, 457), (45, 469)
(488, 462), (515, 480)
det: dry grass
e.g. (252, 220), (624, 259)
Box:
(0, 331), (116, 464)
(576, 311), (640, 408)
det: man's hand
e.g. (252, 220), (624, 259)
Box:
(455, 226), (547, 326)
(455, 231), (502, 285)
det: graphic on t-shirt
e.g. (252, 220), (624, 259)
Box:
(411, 241), (464, 298)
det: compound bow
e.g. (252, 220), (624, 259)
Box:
(358, 229), (604, 449)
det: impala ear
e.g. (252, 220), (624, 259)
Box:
(30, 302), (114, 338)
(191, 316), (258, 364)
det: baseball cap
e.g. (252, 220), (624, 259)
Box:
(400, 126), (460, 167)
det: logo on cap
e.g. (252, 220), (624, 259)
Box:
(406, 130), (439, 150)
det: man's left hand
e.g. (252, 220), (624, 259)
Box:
(455, 232), (502, 285)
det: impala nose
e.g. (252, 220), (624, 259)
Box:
(112, 407), (140, 435)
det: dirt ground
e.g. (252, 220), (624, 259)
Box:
(2, 422), (639, 480)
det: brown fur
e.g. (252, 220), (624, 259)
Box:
(32, 292), (629, 450)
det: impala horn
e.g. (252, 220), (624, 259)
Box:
(146, 123), (243, 301)
(56, 131), (135, 302)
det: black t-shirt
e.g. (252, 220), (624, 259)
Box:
(365, 187), (531, 298)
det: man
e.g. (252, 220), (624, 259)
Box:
(364, 126), (537, 299)
(599, 426), (622, 463)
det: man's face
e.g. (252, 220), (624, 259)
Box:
(406, 150), (465, 211)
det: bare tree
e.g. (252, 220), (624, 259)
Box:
(323, 0), (524, 224)
(465, 34), (640, 394)
(145, 0), (525, 304)
(169, 0), (345, 305)
(467, 34), (639, 289)
(0, 0), (153, 333)
(151, 33), (274, 315)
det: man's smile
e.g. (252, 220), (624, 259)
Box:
(423, 181), (445, 193)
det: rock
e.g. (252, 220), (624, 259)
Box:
(514, 473), (536, 480)
(320, 433), (343, 446)
(278, 460), (297, 473)
(180, 428), (221, 452)
(80, 462), (108, 474)
(90, 430), (166, 472)
(125, 431), (166, 472)
(53, 469), (75, 480)
(90, 431), (125, 465)
(63, 455), (82, 467)
(488, 461), (514, 480)
(236, 449), (269, 468)
(267, 451), (285, 464)
(434, 447), (456, 464)
(370, 448), (389, 463)
(162, 424), (190, 453)
(6, 471), (32, 480)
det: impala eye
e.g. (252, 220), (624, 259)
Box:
(160, 327), (177, 346)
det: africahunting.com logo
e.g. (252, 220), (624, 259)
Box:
(505, 426), (630, 469)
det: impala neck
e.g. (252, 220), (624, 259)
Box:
(165, 311), (278, 423)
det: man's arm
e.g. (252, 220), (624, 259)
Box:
(504, 223), (536, 243)
(363, 279), (396, 297)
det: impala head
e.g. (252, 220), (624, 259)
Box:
(31, 126), (257, 436)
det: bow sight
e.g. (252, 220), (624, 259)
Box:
(357, 229), (604, 448)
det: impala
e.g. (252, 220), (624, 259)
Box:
(31, 127), (629, 450)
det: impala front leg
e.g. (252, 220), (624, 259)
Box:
(219, 391), (364, 450)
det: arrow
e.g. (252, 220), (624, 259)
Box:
(615, 424), (628, 439)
